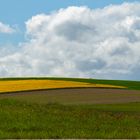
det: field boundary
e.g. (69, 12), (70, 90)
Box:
(0, 87), (139, 95)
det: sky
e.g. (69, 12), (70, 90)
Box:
(0, 1), (136, 23)
(0, 0), (136, 44)
(0, 0), (140, 80)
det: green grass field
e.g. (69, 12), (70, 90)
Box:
(0, 99), (139, 139)
(0, 78), (139, 139)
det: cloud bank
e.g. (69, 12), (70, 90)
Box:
(0, 2), (140, 80)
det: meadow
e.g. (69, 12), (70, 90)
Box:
(0, 78), (139, 139)
(0, 99), (139, 139)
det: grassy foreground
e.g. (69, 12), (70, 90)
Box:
(0, 99), (139, 139)
(0, 78), (139, 138)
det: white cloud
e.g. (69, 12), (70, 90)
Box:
(0, 22), (15, 34)
(0, 2), (140, 80)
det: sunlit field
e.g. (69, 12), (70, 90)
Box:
(0, 78), (139, 139)
(0, 79), (126, 93)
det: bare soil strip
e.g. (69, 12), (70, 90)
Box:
(0, 88), (140, 104)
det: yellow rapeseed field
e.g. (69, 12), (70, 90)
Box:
(0, 80), (126, 93)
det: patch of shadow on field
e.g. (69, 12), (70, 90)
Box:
(0, 88), (140, 104)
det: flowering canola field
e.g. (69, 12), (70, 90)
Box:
(0, 80), (126, 93)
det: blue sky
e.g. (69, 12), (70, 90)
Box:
(0, 0), (140, 80)
(0, 0), (136, 24)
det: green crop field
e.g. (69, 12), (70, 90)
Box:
(0, 78), (139, 139)
(0, 99), (139, 139)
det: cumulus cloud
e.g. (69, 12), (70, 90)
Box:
(0, 22), (15, 34)
(0, 2), (140, 80)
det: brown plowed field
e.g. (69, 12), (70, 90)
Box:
(0, 88), (140, 104)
